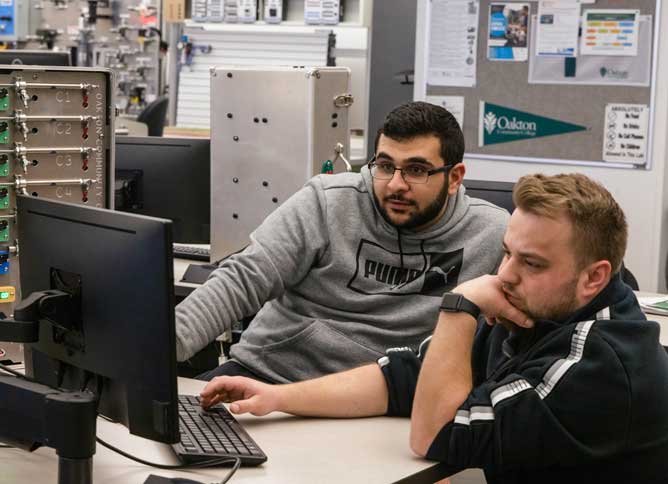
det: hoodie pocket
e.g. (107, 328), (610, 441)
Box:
(261, 320), (381, 381)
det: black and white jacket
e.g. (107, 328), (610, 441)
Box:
(379, 274), (668, 483)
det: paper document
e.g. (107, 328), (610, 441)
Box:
(426, 96), (465, 129)
(426, 0), (479, 87)
(536, 0), (581, 57)
(581, 9), (640, 56)
(638, 296), (668, 316)
(602, 103), (648, 164)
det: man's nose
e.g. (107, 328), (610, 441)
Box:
(386, 168), (410, 191)
(498, 257), (519, 285)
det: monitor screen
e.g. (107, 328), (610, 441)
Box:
(115, 136), (211, 244)
(0, 50), (72, 67)
(18, 194), (179, 444)
(463, 179), (515, 214)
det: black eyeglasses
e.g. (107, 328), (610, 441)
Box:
(368, 157), (451, 184)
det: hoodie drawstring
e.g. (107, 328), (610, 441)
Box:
(397, 229), (404, 269)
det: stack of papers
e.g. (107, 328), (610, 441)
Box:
(638, 296), (668, 316)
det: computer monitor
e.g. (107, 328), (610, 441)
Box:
(0, 50), (72, 67)
(17, 194), (179, 444)
(115, 136), (211, 244)
(463, 179), (516, 213)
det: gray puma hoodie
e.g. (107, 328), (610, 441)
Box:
(175, 167), (509, 383)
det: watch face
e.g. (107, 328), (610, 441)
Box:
(441, 292), (462, 309)
(440, 292), (462, 310)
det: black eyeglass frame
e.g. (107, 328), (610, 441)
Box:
(367, 157), (453, 184)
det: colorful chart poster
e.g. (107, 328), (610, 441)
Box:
(479, 101), (587, 146)
(581, 9), (640, 56)
(487, 3), (530, 61)
(602, 103), (648, 164)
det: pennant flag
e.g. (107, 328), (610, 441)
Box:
(479, 102), (587, 146)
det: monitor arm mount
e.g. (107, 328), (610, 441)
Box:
(0, 290), (97, 484)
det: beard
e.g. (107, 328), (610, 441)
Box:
(376, 181), (449, 230)
(505, 277), (580, 322)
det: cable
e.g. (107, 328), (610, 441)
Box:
(0, 362), (36, 382)
(96, 437), (241, 482)
(217, 457), (241, 484)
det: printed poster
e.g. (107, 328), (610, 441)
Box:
(536, 0), (581, 57)
(487, 3), (530, 61)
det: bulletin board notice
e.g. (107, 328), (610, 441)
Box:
(414, 0), (659, 169)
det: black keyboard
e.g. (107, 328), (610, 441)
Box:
(173, 244), (210, 262)
(174, 395), (267, 466)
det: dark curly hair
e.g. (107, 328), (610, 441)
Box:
(373, 101), (465, 166)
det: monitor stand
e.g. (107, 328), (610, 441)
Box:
(0, 290), (98, 484)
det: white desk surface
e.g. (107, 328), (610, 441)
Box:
(0, 377), (483, 484)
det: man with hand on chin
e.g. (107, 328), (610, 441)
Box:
(200, 173), (668, 483)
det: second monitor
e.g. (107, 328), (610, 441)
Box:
(0, 50), (72, 66)
(115, 136), (211, 244)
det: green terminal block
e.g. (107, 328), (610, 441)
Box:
(0, 155), (8, 177)
(0, 122), (8, 145)
(0, 188), (8, 210)
(0, 88), (8, 111)
(0, 220), (8, 242)
(321, 159), (334, 174)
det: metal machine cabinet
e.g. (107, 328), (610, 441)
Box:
(0, 66), (114, 364)
(210, 65), (352, 262)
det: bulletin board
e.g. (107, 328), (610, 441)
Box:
(413, 0), (660, 169)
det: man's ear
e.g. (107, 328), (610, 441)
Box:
(448, 163), (466, 196)
(578, 260), (612, 301)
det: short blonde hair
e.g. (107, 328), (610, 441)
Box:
(512, 173), (627, 273)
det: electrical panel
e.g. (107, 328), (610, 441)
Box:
(223, 0), (257, 23)
(0, 65), (114, 364)
(304, 0), (343, 25)
(209, 66), (352, 262)
(26, 1), (160, 116)
(92, 21), (161, 115)
(264, 0), (284, 23)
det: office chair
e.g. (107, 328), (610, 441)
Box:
(620, 262), (639, 291)
(136, 96), (168, 136)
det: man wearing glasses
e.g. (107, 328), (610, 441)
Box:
(175, 101), (509, 383)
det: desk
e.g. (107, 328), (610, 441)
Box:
(174, 257), (204, 298)
(0, 378), (483, 484)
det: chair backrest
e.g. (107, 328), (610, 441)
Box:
(137, 96), (169, 136)
(620, 262), (639, 291)
(463, 179), (516, 213)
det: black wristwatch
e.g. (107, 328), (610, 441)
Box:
(439, 292), (481, 320)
